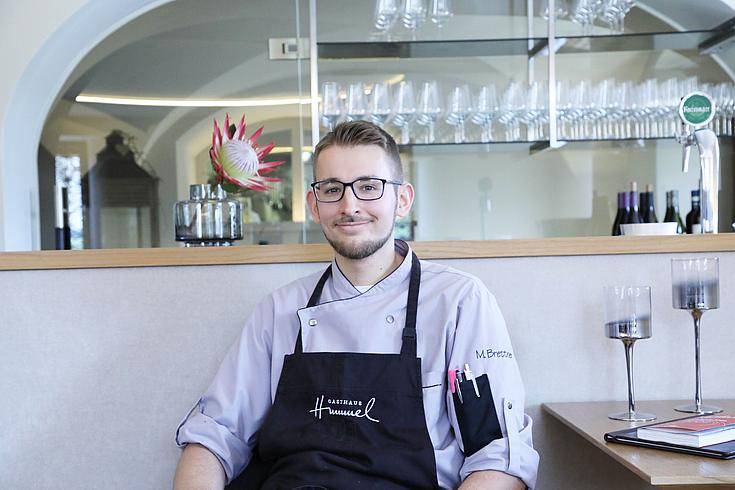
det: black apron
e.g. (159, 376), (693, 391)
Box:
(229, 252), (439, 489)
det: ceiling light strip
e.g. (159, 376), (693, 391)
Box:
(75, 94), (312, 107)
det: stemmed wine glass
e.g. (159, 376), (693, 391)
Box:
(320, 82), (342, 131)
(346, 82), (368, 122)
(472, 85), (499, 143)
(369, 82), (392, 129)
(570, 0), (600, 36)
(416, 81), (442, 143)
(497, 81), (523, 141)
(603, 285), (656, 422)
(374, 0), (400, 35)
(541, 0), (569, 20)
(446, 85), (472, 144)
(429, 0), (452, 27)
(402, 0), (427, 31)
(671, 257), (722, 414)
(392, 81), (417, 144)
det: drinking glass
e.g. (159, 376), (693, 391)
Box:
(570, 0), (601, 35)
(320, 82), (342, 131)
(402, 0), (427, 31)
(374, 0), (400, 33)
(671, 257), (722, 414)
(541, 0), (569, 19)
(346, 82), (368, 122)
(369, 82), (393, 129)
(497, 81), (523, 141)
(519, 81), (546, 141)
(446, 85), (472, 143)
(599, 0), (618, 32)
(615, 0), (637, 33)
(416, 81), (442, 143)
(392, 80), (417, 144)
(429, 0), (452, 27)
(471, 85), (499, 143)
(603, 286), (656, 422)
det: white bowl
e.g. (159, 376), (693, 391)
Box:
(620, 222), (678, 236)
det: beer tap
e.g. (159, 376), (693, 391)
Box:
(677, 92), (719, 234)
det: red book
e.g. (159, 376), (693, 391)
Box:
(637, 413), (735, 447)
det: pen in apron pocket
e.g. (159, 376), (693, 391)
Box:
(464, 363), (480, 397)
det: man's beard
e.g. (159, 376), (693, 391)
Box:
(323, 218), (395, 260)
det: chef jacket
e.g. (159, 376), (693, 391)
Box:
(176, 241), (539, 489)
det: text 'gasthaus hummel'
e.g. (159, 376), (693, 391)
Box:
(309, 395), (380, 423)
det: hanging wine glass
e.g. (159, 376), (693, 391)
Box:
(320, 81), (342, 131)
(416, 81), (443, 143)
(445, 84), (472, 144)
(599, 0), (622, 33)
(374, 0), (400, 34)
(570, 0), (599, 36)
(392, 80), (417, 144)
(616, 0), (637, 33)
(402, 0), (427, 31)
(541, 0), (569, 20)
(429, 0), (453, 27)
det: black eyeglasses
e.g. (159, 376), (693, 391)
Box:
(310, 177), (403, 203)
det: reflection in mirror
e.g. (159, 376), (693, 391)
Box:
(36, 0), (734, 249)
(39, 0), (310, 249)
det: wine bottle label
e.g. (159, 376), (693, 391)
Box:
(692, 224), (702, 234)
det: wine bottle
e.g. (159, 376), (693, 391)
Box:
(664, 190), (685, 234)
(620, 191), (632, 225)
(685, 189), (702, 234)
(641, 184), (657, 223)
(627, 190), (642, 224)
(611, 191), (626, 236)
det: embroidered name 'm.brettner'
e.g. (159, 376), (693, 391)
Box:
(309, 395), (380, 423)
(476, 348), (513, 359)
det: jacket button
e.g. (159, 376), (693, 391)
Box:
(386, 315), (394, 324)
(507, 401), (513, 410)
(308, 319), (318, 326)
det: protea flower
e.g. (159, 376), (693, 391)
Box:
(210, 114), (284, 191)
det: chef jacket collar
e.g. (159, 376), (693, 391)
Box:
(328, 239), (412, 300)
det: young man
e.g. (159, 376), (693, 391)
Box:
(174, 121), (539, 489)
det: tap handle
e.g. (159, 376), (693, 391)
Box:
(682, 144), (691, 173)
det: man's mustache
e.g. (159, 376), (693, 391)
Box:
(335, 216), (372, 224)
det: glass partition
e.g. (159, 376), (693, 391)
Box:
(37, 0), (735, 249)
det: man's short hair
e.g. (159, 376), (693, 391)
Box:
(312, 120), (404, 181)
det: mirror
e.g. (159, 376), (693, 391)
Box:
(31, 0), (734, 250)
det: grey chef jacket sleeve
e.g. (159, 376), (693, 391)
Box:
(445, 278), (539, 489)
(175, 293), (277, 482)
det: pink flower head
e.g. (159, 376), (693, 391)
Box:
(209, 114), (284, 191)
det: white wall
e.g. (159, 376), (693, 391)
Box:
(1, 251), (734, 488)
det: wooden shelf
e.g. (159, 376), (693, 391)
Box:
(1, 234), (734, 271)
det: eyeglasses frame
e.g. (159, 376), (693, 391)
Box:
(310, 177), (404, 203)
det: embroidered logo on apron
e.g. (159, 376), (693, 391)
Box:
(309, 395), (380, 423)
